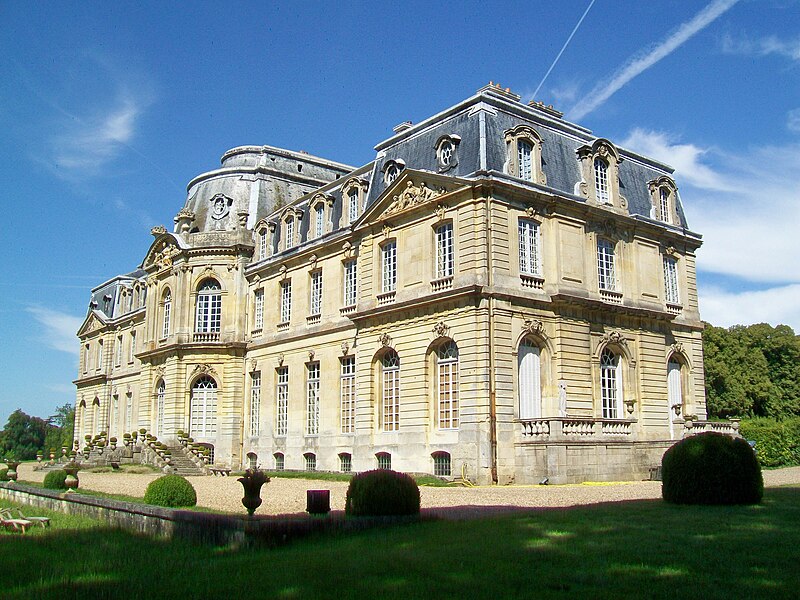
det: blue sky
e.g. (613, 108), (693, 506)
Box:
(1, 0), (798, 425)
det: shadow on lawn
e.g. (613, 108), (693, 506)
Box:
(1, 487), (798, 599)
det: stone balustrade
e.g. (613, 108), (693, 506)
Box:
(683, 418), (740, 437)
(519, 416), (635, 440)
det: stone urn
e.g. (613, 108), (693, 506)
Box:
(5, 460), (20, 482)
(238, 468), (270, 516)
(36, 453), (43, 465)
(63, 462), (80, 490)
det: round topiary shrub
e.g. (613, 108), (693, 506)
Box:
(662, 432), (763, 505)
(345, 469), (420, 516)
(143, 475), (197, 508)
(43, 469), (69, 490)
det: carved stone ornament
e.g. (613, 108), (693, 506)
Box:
(279, 264), (288, 277)
(602, 330), (628, 348)
(435, 204), (447, 222)
(191, 363), (218, 378)
(210, 194), (233, 221)
(249, 359), (258, 373)
(670, 342), (684, 355)
(309, 254), (318, 268)
(378, 332), (392, 347)
(174, 208), (195, 222)
(432, 321), (450, 338)
(386, 180), (441, 215)
(277, 353), (285, 366)
(308, 349), (315, 361)
(150, 225), (167, 236)
(664, 246), (678, 258)
(341, 341), (350, 355)
(342, 241), (354, 259)
(382, 224), (392, 238)
(237, 210), (249, 229)
(624, 399), (636, 414)
(523, 319), (545, 336)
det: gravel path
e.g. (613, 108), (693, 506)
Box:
(15, 464), (800, 518)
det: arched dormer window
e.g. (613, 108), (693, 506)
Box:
(341, 177), (369, 226)
(648, 176), (680, 225)
(280, 208), (303, 250)
(576, 139), (625, 210)
(436, 134), (461, 173)
(382, 160), (405, 186)
(504, 125), (546, 184)
(195, 279), (221, 335)
(254, 219), (270, 260)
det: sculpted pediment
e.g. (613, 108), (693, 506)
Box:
(385, 180), (442, 216)
(143, 235), (183, 271)
(77, 311), (107, 337)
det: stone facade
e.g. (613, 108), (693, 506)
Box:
(74, 84), (707, 484)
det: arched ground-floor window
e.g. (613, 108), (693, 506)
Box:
(190, 376), (217, 437)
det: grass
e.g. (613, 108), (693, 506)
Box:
(1, 486), (799, 599)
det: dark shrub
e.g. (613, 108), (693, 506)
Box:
(43, 470), (69, 490)
(0, 467), (8, 481)
(143, 475), (197, 508)
(662, 432), (763, 505)
(345, 469), (420, 516)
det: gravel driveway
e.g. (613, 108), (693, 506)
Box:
(15, 464), (800, 518)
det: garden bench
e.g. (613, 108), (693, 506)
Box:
(4, 508), (50, 528)
(210, 467), (231, 476)
(0, 512), (32, 534)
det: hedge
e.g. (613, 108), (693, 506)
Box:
(738, 417), (800, 468)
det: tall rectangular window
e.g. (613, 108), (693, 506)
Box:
(381, 351), (400, 431)
(517, 140), (533, 181)
(129, 331), (136, 363)
(250, 371), (261, 437)
(125, 392), (132, 433)
(340, 356), (356, 434)
(659, 188), (671, 223)
(594, 158), (609, 204)
(348, 190), (359, 223)
(306, 362), (320, 435)
(664, 257), (680, 305)
(259, 230), (268, 260)
(276, 367), (288, 436)
(280, 280), (292, 323)
(96, 340), (103, 370)
(115, 335), (123, 367)
(310, 271), (322, 316)
(285, 218), (295, 249)
(518, 219), (541, 276)
(343, 259), (357, 307)
(162, 293), (171, 339)
(315, 204), (325, 238)
(84, 344), (90, 373)
(382, 241), (397, 293)
(597, 239), (617, 291)
(435, 223), (454, 279)
(254, 288), (264, 330)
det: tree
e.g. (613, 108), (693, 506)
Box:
(0, 409), (47, 460)
(44, 403), (75, 454)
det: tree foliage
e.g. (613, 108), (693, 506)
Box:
(0, 409), (47, 460)
(704, 322), (800, 419)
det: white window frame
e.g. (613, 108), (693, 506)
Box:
(306, 362), (320, 436)
(125, 392), (132, 433)
(381, 350), (400, 431)
(314, 203), (325, 239)
(597, 239), (617, 291)
(340, 356), (356, 434)
(259, 230), (268, 260)
(129, 330), (136, 364)
(348, 189), (359, 224)
(518, 219), (541, 276)
(343, 259), (357, 307)
(285, 217), (295, 250)
(376, 452), (392, 470)
(155, 380), (165, 437)
(190, 376), (217, 438)
(594, 157), (610, 204)
(84, 343), (90, 373)
(250, 371), (261, 437)
(382, 241), (397, 293)
(517, 139), (533, 181)
(433, 452), (451, 477)
(435, 223), (454, 279)
(664, 257), (680, 305)
(339, 453), (352, 473)
(195, 280), (222, 333)
(600, 348), (623, 419)
(305, 453), (317, 472)
(276, 367), (288, 437)
(518, 339), (541, 419)
(437, 341), (459, 429)
(280, 280), (292, 323)
(254, 288), (264, 330)
(115, 335), (123, 368)
(96, 340), (103, 371)
(162, 291), (171, 339)
(310, 271), (323, 316)
(659, 187), (671, 224)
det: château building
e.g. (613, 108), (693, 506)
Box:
(74, 84), (708, 484)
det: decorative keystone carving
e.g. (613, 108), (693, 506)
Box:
(382, 224), (392, 238)
(154, 366), (166, 378)
(602, 330), (628, 348)
(435, 204), (447, 221)
(249, 359), (258, 373)
(386, 180), (440, 215)
(670, 342), (684, 355)
(190, 364), (218, 379)
(343, 241), (354, 259)
(308, 349), (315, 361)
(432, 321), (450, 338)
(277, 353), (285, 366)
(523, 319), (545, 336)
(378, 332), (392, 347)
(341, 341), (350, 355)
(309, 254), (318, 268)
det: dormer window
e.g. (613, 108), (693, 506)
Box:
(348, 189), (359, 223)
(436, 135), (460, 173)
(313, 202), (325, 239)
(382, 160), (404, 186)
(285, 217), (295, 249)
(504, 125), (545, 184)
(342, 177), (368, 225)
(648, 176), (679, 225)
(576, 139), (625, 211)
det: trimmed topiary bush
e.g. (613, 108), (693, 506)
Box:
(662, 432), (763, 505)
(144, 475), (197, 508)
(345, 469), (420, 516)
(43, 469), (69, 490)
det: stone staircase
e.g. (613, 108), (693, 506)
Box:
(165, 445), (206, 477)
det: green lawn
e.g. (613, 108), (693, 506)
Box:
(2, 487), (799, 599)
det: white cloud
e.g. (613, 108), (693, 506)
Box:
(722, 33), (800, 61)
(52, 94), (142, 174)
(699, 283), (800, 332)
(622, 129), (800, 285)
(26, 306), (83, 356)
(788, 108), (800, 134)
(568, 0), (739, 121)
